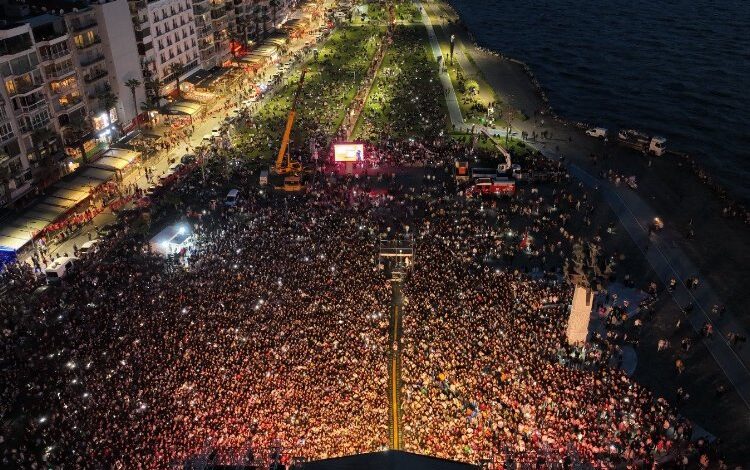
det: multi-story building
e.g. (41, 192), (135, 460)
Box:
(129, 0), (199, 101)
(0, 0), (145, 208)
(0, 20), (62, 207)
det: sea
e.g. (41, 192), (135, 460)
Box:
(448, 0), (750, 203)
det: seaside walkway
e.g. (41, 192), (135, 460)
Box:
(418, 1), (463, 127)
(569, 164), (750, 408)
(418, 0), (750, 410)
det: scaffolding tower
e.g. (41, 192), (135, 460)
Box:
(378, 234), (415, 281)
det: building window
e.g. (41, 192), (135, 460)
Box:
(5, 79), (16, 95)
(0, 122), (13, 143)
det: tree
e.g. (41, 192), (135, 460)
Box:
(168, 62), (185, 100)
(64, 117), (92, 163)
(252, 4), (263, 40)
(269, 0), (280, 30)
(96, 85), (118, 116)
(124, 78), (142, 129)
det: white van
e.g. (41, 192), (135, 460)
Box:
(45, 256), (79, 284)
(224, 188), (240, 207)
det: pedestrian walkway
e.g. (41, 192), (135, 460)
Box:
(421, 0), (750, 411)
(418, 1), (463, 127)
(570, 163), (750, 409)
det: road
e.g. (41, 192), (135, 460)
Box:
(26, 4), (332, 264)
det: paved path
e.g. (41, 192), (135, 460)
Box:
(419, 0), (750, 411)
(418, 1), (463, 127)
(570, 163), (750, 408)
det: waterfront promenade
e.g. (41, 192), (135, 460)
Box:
(419, 0), (750, 414)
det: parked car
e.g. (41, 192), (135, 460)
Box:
(79, 239), (101, 256)
(585, 127), (608, 139)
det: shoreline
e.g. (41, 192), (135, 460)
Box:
(422, 0), (750, 459)
(440, 0), (750, 219)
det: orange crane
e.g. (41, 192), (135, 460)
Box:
(274, 68), (306, 175)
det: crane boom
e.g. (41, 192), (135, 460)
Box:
(275, 68), (307, 174)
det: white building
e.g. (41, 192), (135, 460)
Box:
(93, 0), (145, 131)
(129, 0), (200, 100)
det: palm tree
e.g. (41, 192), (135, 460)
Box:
(269, 0), (280, 30)
(252, 4), (263, 40)
(124, 78), (142, 129)
(63, 117), (92, 163)
(168, 62), (185, 100)
(96, 84), (119, 116)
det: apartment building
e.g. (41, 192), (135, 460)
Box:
(0, 0), (145, 208)
(129, 0), (200, 101)
(0, 20), (63, 207)
(0, 23), (40, 207)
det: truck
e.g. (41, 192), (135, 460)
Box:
(466, 177), (516, 197)
(617, 129), (667, 156)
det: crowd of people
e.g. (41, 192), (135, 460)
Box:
(0, 2), (736, 468)
(2, 131), (722, 467)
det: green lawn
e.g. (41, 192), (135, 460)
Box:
(353, 14), (447, 141)
(232, 6), (387, 161)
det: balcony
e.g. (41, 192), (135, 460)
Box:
(83, 69), (108, 83)
(76, 36), (102, 50)
(7, 79), (45, 97)
(80, 54), (105, 68)
(19, 118), (52, 135)
(135, 27), (152, 42)
(46, 66), (75, 81)
(40, 48), (71, 63)
(54, 96), (84, 112)
(70, 19), (98, 33)
(15, 98), (47, 115)
(199, 38), (214, 50)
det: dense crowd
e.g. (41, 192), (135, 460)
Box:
(0, 2), (735, 468)
(2, 134), (714, 468)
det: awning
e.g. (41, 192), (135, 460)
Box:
(241, 55), (267, 65)
(42, 196), (78, 209)
(166, 100), (203, 116)
(102, 147), (139, 164)
(81, 168), (116, 181)
(90, 156), (131, 171)
(7, 218), (49, 232)
(55, 176), (102, 191)
(50, 188), (90, 205)
(31, 204), (69, 217)
(252, 44), (279, 58)
(25, 209), (63, 222)
(0, 235), (29, 251)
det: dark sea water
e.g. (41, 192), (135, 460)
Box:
(448, 0), (750, 202)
